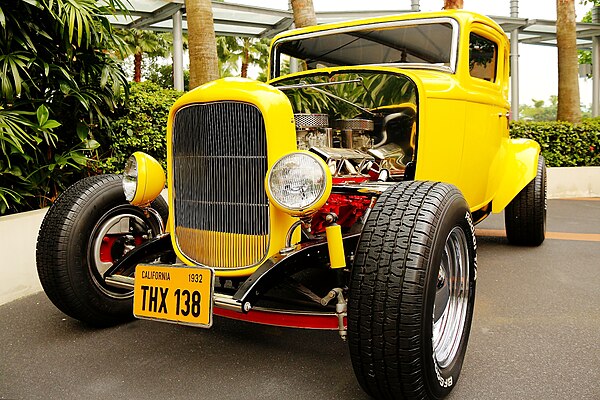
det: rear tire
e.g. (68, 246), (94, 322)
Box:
(348, 181), (477, 400)
(36, 174), (167, 326)
(505, 155), (546, 246)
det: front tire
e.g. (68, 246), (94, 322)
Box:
(504, 155), (547, 246)
(348, 181), (477, 400)
(36, 174), (167, 326)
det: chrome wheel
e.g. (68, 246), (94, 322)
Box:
(432, 226), (470, 368)
(88, 206), (154, 299)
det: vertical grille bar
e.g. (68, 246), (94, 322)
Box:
(172, 102), (269, 268)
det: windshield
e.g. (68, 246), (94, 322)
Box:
(271, 18), (458, 78)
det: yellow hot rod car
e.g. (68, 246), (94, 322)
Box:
(37, 10), (545, 400)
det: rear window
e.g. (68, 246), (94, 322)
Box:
(469, 33), (498, 82)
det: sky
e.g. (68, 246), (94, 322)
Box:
(226, 0), (595, 107)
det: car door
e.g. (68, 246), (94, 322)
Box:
(458, 23), (510, 210)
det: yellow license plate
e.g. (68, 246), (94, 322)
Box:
(133, 264), (214, 327)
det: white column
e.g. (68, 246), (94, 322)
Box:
(411, 0), (420, 12)
(593, 36), (600, 117)
(592, 7), (600, 117)
(510, 0), (519, 120)
(173, 9), (184, 91)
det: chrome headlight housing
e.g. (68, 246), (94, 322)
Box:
(265, 151), (332, 217)
(123, 155), (138, 202)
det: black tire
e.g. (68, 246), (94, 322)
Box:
(504, 155), (546, 246)
(36, 174), (168, 326)
(348, 181), (477, 400)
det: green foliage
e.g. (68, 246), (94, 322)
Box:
(520, 96), (558, 121)
(146, 62), (190, 90)
(510, 119), (600, 167)
(97, 82), (182, 174)
(578, 5), (596, 66)
(115, 29), (175, 82)
(520, 96), (592, 121)
(115, 29), (173, 59)
(216, 36), (270, 79)
(0, 0), (129, 215)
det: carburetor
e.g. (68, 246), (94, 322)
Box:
(335, 118), (374, 151)
(294, 113), (332, 150)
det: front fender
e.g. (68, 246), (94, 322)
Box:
(492, 138), (540, 213)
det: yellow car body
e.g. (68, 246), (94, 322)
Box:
(163, 10), (539, 277)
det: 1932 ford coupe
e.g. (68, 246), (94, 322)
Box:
(37, 10), (546, 400)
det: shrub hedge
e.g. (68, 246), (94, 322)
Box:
(510, 119), (600, 167)
(99, 86), (600, 173)
(96, 82), (182, 174)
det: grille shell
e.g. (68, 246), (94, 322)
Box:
(171, 102), (269, 269)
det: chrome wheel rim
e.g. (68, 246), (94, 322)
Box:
(89, 209), (150, 299)
(432, 226), (470, 369)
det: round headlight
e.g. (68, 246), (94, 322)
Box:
(123, 155), (138, 202)
(266, 151), (332, 216)
(122, 152), (166, 206)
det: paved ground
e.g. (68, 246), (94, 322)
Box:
(1, 199), (599, 400)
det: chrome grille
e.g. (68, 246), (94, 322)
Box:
(172, 102), (269, 268)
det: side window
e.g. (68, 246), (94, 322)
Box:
(469, 33), (497, 82)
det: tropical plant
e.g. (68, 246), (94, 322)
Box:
(216, 36), (270, 78)
(578, 7), (594, 67)
(115, 29), (172, 82)
(146, 63), (190, 90)
(0, 0), (129, 215)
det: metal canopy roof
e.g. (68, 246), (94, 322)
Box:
(110, 1), (600, 49)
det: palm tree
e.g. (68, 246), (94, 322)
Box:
(443, 0), (463, 9)
(290, 0), (317, 28)
(216, 36), (269, 78)
(116, 29), (170, 82)
(186, 0), (219, 88)
(556, 0), (582, 122)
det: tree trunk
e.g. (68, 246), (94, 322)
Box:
(290, 0), (317, 28)
(133, 52), (142, 82)
(186, 0), (219, 89)
(241, 41), (249, 78)
(443, 0), (463, 9)
(556, 0), (582, 123)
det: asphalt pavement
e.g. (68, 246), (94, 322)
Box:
(1, 199), (599, 400)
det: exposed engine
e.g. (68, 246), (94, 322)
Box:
(294, 111), (415, 182)
(279, 70), (418, 234)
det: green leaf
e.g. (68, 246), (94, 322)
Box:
(36, 105), (49, 126)
(0, 6), (5, 29)
(41, 120), (61, 130)
(84, 139), (100, 150)
(76, 123), (89, 141)
(21, 0), (42, 7)
(71, 152), (88, 165)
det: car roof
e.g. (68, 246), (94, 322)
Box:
(272, 10), (506, 44)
